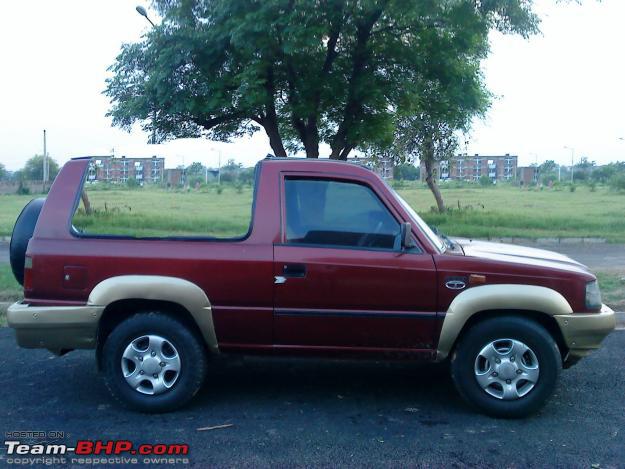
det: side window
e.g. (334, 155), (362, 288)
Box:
(284, 178), (400, 250)
(71, 160), (255, 239)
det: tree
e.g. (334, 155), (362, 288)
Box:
(389, 63), (490, 211)
(362, 0), (535, 211)
(539, 160), (558, 173)
(591, 162), (625, 183)
(539, 160), (558, 185)
(186, 162), (205, 176)
(22, 155), (59, 181)
(575, 157), (595, 170)
(222, 159), (242, 172)
(394, 115), (463, 212)
(0, 162), (6, 181)
(106, 0), (539, 161)
(394, 163), (419, 181)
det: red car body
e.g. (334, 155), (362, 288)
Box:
(22, 157), (596, 357)
(7, 156), (615, 415)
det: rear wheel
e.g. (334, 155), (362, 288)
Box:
(450, 316), (561, 418)
(102, 312), (207, 413)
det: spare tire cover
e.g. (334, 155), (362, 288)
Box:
(9, 198), (45, 286)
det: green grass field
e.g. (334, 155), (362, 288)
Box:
(0, 194), (43, 238)
(399, 183), (625, 242)
(596, 271), (625, 311)
(2, 183), (624, 240)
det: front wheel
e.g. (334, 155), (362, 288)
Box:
(102, 312), (207, 413)
(450, 316), (561, 418)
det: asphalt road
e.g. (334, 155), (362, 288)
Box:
(2, 241), (625, 271)
(0, 327), (623, 467)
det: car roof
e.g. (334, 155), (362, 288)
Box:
(261, 156), (376, 174)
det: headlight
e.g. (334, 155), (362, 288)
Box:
(585, 280), (602, 310)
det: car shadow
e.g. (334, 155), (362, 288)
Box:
(190, 354), (470, 417)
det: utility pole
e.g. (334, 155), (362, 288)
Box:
(42, 129), (48, 191)
(217, 149), (222, 185)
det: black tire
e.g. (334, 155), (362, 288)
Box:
(102, 312), (207, 413)
(9, 198), (45, 285)
(450, 316), (561, 418)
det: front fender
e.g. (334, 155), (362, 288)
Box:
(436, 284), (572, 360)
(89, 275), (218, 353)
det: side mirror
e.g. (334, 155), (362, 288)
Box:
(400, 222), (416, 250)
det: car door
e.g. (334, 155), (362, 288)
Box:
(273, 175), (438, 352)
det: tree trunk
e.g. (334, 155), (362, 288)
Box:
(329, 7), (385, 160)
(81, 190), (92, 215)
(264, 123), (288, 157)
(424, 155), (445, 213)
(303, 120), (320, 158)
(262, 65), (288, 157)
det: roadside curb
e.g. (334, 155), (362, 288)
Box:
(488, 237), (607, 245)
(616, 312), (625, 330)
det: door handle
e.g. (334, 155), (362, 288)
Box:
(282, 263), (306, 278)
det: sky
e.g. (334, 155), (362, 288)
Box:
(0, 0), (623, 172)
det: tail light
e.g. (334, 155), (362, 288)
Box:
(23, 255), (33, 291)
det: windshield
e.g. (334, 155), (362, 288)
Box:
(390, 188), (446, 253)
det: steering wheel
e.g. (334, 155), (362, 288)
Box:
(357, 220), (384, 247)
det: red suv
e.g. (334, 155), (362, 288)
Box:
(7, 157), (615, 417)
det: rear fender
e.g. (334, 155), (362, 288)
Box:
(89, 275), (218, 353)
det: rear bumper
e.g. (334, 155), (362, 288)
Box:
(554, 304), (616, 365)
(7, 301), (104, 354)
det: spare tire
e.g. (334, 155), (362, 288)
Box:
(10, 198), (45, 286)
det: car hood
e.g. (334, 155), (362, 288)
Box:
(453, 238), (589, 273)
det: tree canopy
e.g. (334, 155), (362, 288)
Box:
(0, 162), (6, 181)
(106, 0), (539, 160)
(22, 155), (59, 181)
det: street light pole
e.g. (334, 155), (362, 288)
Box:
(135, 6), (155, 27)
(564, 146), (575, 184)
(136, 6), (158, 146)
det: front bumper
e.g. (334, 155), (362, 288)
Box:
(7, 301), (104, 354)
(554, 304), (616, 365)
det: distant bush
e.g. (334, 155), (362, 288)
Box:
(126, 178), (141, 189)
(443, 179), (473, 189)
(541, 174), (557, 186)
(609, 174), (625, 192)
(16, 181), (29, 195)
(479, 175), (492, 187)
(569, 185), (576, 193)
